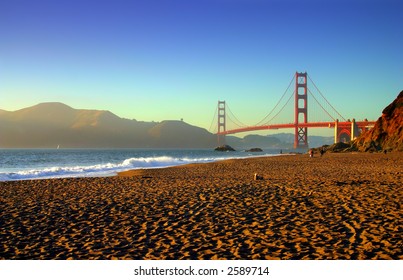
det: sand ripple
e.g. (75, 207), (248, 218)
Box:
(1, 152), (402, 259)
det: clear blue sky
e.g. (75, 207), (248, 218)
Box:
(1, 0), (402, 135)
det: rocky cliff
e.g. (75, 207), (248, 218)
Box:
(353, 91), (403, 152)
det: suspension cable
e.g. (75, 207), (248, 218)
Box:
(226, 103), (248, 127)
(264, 89), (295, 124)
(208, 105), (218, 132)
(226, 114), (244, 128)
(307, 74), (346, 121)
(254, 74), (295, 126)
(308, 89), (337, 121)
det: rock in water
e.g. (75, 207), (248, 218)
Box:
(214, 145), (236, 151)
(245, 148), (263, 152)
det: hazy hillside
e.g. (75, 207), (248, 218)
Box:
(0, 103), (216, 148)
(226, 134), (282, 148)
(0, 102), (336, 149)
(148, 120), (216, 148)
(227, 133), (333, 149)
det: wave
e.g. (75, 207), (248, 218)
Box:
(0, 155), (226, 181)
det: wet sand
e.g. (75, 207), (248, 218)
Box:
(0, 152), (402, 259)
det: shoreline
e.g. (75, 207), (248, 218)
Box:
(0, 149), (287, 182)
(1, 152), (402, 259)
(116, 152), (293, 177)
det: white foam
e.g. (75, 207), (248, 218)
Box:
(0, 155), (224, 181)
(0, 152), (284, 181)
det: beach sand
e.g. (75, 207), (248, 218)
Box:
(0, 152), (402, 260)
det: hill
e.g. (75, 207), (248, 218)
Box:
(0, 102), (339, 149)
(226, 133), (333, 149)
(353, 91), (403, 152)
(0, 103), (216, 148)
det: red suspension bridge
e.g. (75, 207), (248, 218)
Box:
(211, 72), (376, 149)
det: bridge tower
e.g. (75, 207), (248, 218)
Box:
(294, 72), (308, 149)
(217, 100), (226, 145)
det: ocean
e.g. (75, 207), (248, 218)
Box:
(0, 148), (283, 181)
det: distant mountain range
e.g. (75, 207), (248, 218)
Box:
(226, 133), (333, 149)
(0, 102), (333, 149)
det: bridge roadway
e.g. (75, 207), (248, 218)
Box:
(217, 120), (376, 135)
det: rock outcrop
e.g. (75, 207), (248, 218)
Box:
(214, 145), (236, 152)
(353, 91), (403, 152)
(316, 142), (352, 153)
(245, 148), (263, 152)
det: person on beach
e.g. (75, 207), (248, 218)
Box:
(320, 148), (325, 157)
(309, 149), (314, 158)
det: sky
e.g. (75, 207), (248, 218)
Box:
(1, 0), (402, 136)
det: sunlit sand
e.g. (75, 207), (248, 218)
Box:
(0, 152), (401, 259)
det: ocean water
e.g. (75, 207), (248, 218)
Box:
(0, 148), (283, 181)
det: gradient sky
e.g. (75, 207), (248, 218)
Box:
(1, 0), (402, 136)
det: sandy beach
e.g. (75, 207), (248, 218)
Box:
(0, 152), (402, 260)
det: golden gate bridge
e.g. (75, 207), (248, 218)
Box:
(210, 72), (376, 148)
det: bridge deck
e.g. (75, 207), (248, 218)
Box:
(217, 121), (376, 135)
